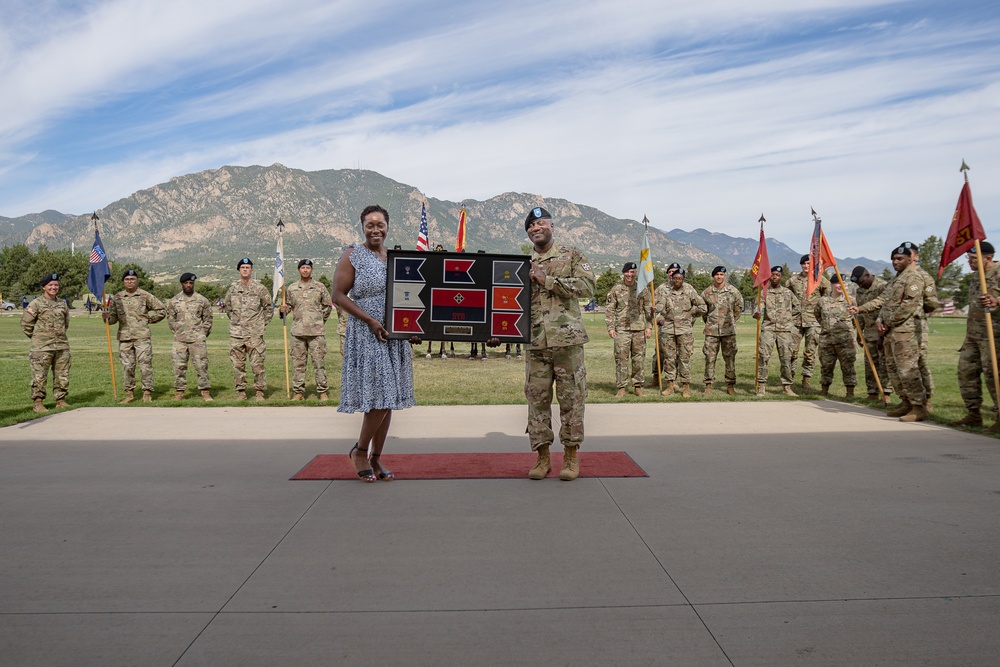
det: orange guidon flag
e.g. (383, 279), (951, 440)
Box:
(492, 286), (523, 311)
(455, 209), (467, 252)
(750, 220), (771, 298)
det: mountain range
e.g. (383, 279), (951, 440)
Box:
(0, 164), (890, 280)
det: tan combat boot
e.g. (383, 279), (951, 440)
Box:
(802, 377), (812, 391)
(200, 390), (214, 402)
(703, 383), (712, 396)
(528, 445), (551, 480)
(950, 411), (982, 427)
(559, 446), (580, 481)
(615, 388), (626, 399)
(319, 392), (329, 401)
(633, 386), (643, 397)
(900, 404), (928, 422)
(820, 384), (830, 396)
(782, 385), (797, 397)
(292, 393), (305, 401)
(661, 381), (675, 396)
(175, 390), (185, 400)
(255, 390), (266, 402)
(726, 383), (736, 395)
(121, 390), (134, 404)
(55, 399), (69, 409)
(142, 390), (153, 403)
(681, 383), (691, 398)
(886, 400), (912, 418)
(756, 383), (766, 396)
(845, 386), (854, 398)
(236, 390), (247, 401)
(33, 399), (47, 413)
(985, 420), (1000, 434)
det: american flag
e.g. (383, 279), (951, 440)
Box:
(416, 201), (429, 251)
(90, 244), (106, 263)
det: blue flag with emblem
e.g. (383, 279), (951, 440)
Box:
(87, 229), (111, 302)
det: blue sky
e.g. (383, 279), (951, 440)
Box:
(1, 0), (998, 258)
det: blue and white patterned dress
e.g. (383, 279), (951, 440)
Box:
(338, 244), (416, 413)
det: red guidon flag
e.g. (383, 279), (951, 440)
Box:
(492, 286), (523, 311)
(444, 258), (475, 283)
(492, 312), (524, 338)
(750, 221), (771, 298)
(939, 181), (986, 278)
(392, 309), (424, 334)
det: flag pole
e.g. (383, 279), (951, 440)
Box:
(276, 219), (291, 399)
(752, 214), (769, 393)
(640, 216), (663, 393)
(961, 162), (1000, 412)
(812, 208), (889, 404)
(93, 212), (118, 399)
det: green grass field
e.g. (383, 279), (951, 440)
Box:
(0, 310), (987, 434)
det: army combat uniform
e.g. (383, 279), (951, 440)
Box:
(653, 282), (706, 392)
(957, 262), (1000, 417)
(166, 291), (213, 394)
(786, 271), (830, 386)
(814, 289), (857, 393)
(106, 288), (166, 394)
(874, 264), (928, 413)
(21, 295), (71, 405)
(224, 278), (274, 395)
(702, 283), (743, 391)
(526, 242), (596, 453)
(605, 281), (651, 392)
(755, 284), (800, 390)
(285, 279), (333, 397)
(855, 276), (893, 398)
(914, 265), (940, 402)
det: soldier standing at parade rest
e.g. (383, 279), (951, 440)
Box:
(104, 269), (166, 403)
(605, 261), (651, 398)
(519, 206), (595, 481)
(950, 242), (1000, 430)
(166, 272), (214, 402)
(701, 265), (743, 396)
(813, 274), (857, 397)
(850, 266), (893, 401)
(279, 259), (333, 401)
(224, 258), (274, 401)
(786, 255), (830, 391)
(903, 242), (940, 410)
(850, 245), (928, 422)
(21, 273), (71, 412)
(654, 267), (706, 397)
(753, 266), (799, 396)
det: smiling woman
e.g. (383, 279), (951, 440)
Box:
(332, 204), (417, 482)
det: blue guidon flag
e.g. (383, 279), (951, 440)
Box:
(87, 229), (111, 301)
(430, 288), (487, 323)
(394, 257), (426, 283)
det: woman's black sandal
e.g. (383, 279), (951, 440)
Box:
(349, 443), (376, 482)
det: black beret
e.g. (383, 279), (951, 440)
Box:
(237, 257), (253, 269)
(298, 259), (313, 268)
(891, 245), (914, 258)
(850, 266), (867, 283)
(899, 241), (919, 253)
(523, 206), (552, 230)
(667, 262), (681, 271)
(179, 272), (197, 283)
(40, 273), (59, 287)
(969, 242), (995, 255)
(674, 268), (686, 277)
(711, 266), (726, 276)
(122, 269), (138, 279)
(799, 254), (810, 264)
(830, 273), (843, 284)
(771, 266), (783, 274)
(622, 262), (637, 272)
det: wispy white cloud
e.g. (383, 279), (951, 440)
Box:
(1, 0), (997, 258)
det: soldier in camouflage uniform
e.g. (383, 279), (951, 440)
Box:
(951, 242), (1000, 429)
(279, 259), (333, 400)
(852, 245), (928, 422)
(753, 267), (799, 396)
(166, 272), (213, 402)
(786, 255), (831, 390)
(104, 268), (166, 403)
(904, 242), (940, 408)
(701, 266), (743, 395)
(850, 265), (893, 400)
(813, 274), (857, 396)
(522, 206), (595, 482)
(605, 261), (651, 398)
(654, 268), (706, 397)
(224, 258), (274, 401)
(20, 273), (71, 412)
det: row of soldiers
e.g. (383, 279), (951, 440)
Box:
(20, 258), (339, 412)
(604, 241), (953, 424)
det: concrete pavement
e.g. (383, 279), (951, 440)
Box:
(1, 402), (999, 666)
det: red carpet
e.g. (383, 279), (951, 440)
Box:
(291, 451), (647, 480)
